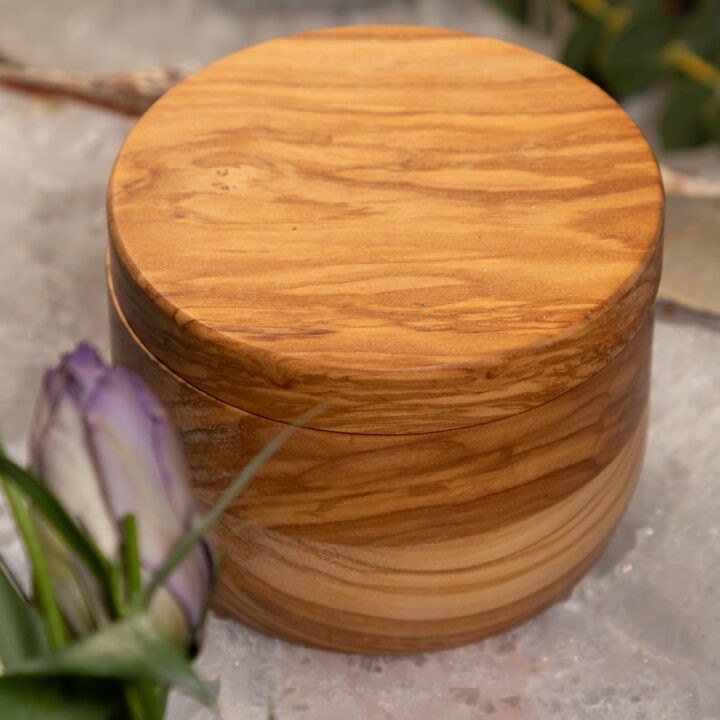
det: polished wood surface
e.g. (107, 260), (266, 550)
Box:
(108, 25), (663, 434)
(213, 419), (645, 653)
(109, 273), (652, 652)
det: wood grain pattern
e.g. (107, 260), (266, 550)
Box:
(212, 419), (645, 653)
(109, 270), (652, 652)
(107, 25), (664, 434)
(109, 269), (651, 543)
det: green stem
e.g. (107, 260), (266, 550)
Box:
(124, 683), (146, 720)
(570, 0), (720, 94)
(109, 563), (126, 618)
(145, 404), (325, 603)
(122, 514), (143, 612)
(124, 680), (163, 720)
(0, 453), (111, 585)
(1, 479), (68, 649)
(139, 681), (163, 720)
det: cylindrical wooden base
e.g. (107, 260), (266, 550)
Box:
(109, 271), (651, 654)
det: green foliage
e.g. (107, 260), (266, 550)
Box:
(661, 79), (714, 147)
(681, 0), (720, 56)
(0, 678), (125, 720)
(562, 15), (604, 74)
(710, 100), (720, 142)
(0, 401), (319, 719)
(603, 11), (675, 94)
(0, 560), (49, 669)
(4, 613), (215, 706)
(488, 0), (530, 21)
(0, 456), (111, 586)
(0, 448), (211, 720)
(507, 0), (720, 149)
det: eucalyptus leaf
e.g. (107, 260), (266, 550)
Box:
(603, 13), (675, 95)
(680, 0), (720, 57)
(0, 676), (123, 720)
(488, 0), (528, 22)
(0, 559), (49, 669)
(6, 613), (215, 706)
(0, 455), (110, 586)
(661, 79), (713, 149)
(562, 16), (603, 74)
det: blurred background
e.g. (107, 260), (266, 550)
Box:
(1, 2), (719, 719)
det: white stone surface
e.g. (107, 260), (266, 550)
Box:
(1, 2), (719, 718)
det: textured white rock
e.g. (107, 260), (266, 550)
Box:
(1, 2), (719, 718)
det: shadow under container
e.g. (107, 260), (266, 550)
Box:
(107, 26), (664, 654)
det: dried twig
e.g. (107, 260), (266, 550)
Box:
(0, 52), (185, 114)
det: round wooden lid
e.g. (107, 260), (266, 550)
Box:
(108, 26), (663, 434)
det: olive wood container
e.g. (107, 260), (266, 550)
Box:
(107, 26), (664, 654)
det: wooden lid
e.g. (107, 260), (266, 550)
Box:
(108, 25), (663, 434)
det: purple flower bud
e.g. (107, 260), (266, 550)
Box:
(29, 343), (215, 650)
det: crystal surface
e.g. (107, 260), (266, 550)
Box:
(1, 2), (718, 718)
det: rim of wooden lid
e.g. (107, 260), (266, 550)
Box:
(107, 25), (663, 435)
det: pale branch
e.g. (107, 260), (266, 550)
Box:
(0, 53), (185, 114)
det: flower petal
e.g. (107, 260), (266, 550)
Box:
(30, 343), (107, 456)
(31, 387), (119, 558)
(124, 372), (195, 523)
(148, 585), (192, 649)
(84, 369), (211, 628)
(62, 343), (107, 407)
(160, 536), (216, 645)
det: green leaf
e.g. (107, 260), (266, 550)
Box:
(561, 16), (603, 74)
(0, 676), (124, 720)
(709, 98), (720, 145)
(0, 455), (111, 586)
(603, 12), (675, 95)
(681, 0), (720, 58)
(0, 559), (49, 669)
(2, 479), (70, 648)
(488, 0), (528, 22)
(6, 613), (215, 706)
(661, 79), (714, 149)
